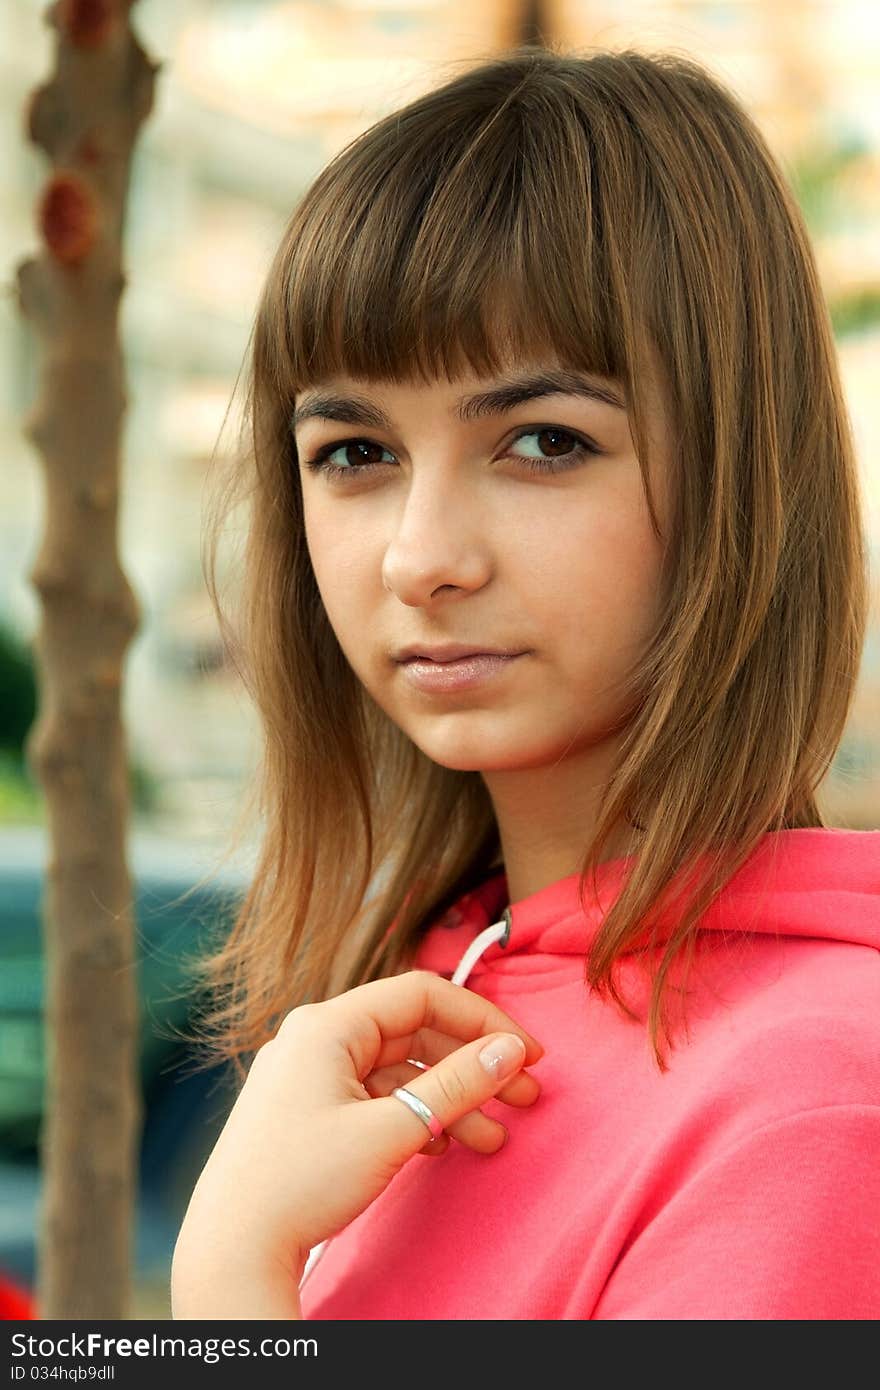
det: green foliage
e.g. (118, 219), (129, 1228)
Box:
(0, 621), (37, 753)
(0, 750), (41, 823)
(0, 617), (161, 822)
(129, 757), (160, 814)
(787, 130), (880, 337)
(830, 287), (880, 338)
(788, 130), (870, 233)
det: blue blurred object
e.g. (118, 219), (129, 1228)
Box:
(0, 824), (251, 1288)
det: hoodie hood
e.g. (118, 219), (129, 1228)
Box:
(413, 827), (880, 986)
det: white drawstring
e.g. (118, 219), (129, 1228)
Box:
(299, 909), (512, 1292)
(450, 914), (510, 986)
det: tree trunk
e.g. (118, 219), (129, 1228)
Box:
(498, 0), (552, 48)
(15, 0), (159, 1319)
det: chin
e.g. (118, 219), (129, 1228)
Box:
(408, 731), (549, 774)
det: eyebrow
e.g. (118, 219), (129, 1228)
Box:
(289, 368), (627, 432)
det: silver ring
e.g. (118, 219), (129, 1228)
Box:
(391, 1085), (444, 1141)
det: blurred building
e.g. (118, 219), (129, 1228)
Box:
(1, 0), (878, 837)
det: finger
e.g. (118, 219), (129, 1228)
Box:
(371, 1027), (542, 1108)
(421, 1134), (451, 1156)
(378, 1030), (532, 1162)
(364, 1045), (542, 1112)
(329, 972), (544, 1080)
(363, 1061), (452, 1155)
(365, 1060), (508, 1153)
(415, 1126), (451, 1157)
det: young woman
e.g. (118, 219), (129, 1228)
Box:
(170, 45), (880, 1320)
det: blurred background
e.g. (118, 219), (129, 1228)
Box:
(1, 0), (878, 1319)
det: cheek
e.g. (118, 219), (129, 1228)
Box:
(540, 504), (663, 660)
(303, 508), (379, 645)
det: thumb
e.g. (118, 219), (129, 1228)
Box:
(384, 1032), (528, 1156)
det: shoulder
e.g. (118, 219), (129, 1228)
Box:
(678, 938), (880, 1126)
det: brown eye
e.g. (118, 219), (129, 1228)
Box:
(303, 438), (395, 478)
(536, 428), (577, 455)
(507, 426), (600, 473)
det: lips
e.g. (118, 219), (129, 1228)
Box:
(399, 651), (527, 693)
(395, 643), (527, 663)
(405, 653), (496, 664)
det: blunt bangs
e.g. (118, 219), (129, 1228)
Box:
(269, 60), (636, 396)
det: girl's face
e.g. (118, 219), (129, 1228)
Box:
(293, 356), (671, 784)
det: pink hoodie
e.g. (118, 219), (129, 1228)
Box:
(299, 827), (880, 1319)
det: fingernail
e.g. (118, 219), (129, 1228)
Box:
(479, 1033), (526, 1080)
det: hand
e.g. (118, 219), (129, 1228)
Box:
(172, 970), (544, 1291)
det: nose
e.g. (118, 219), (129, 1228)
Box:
(380, 469), (492, 604)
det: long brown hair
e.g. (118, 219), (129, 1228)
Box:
(178, 43), (871, 1081)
